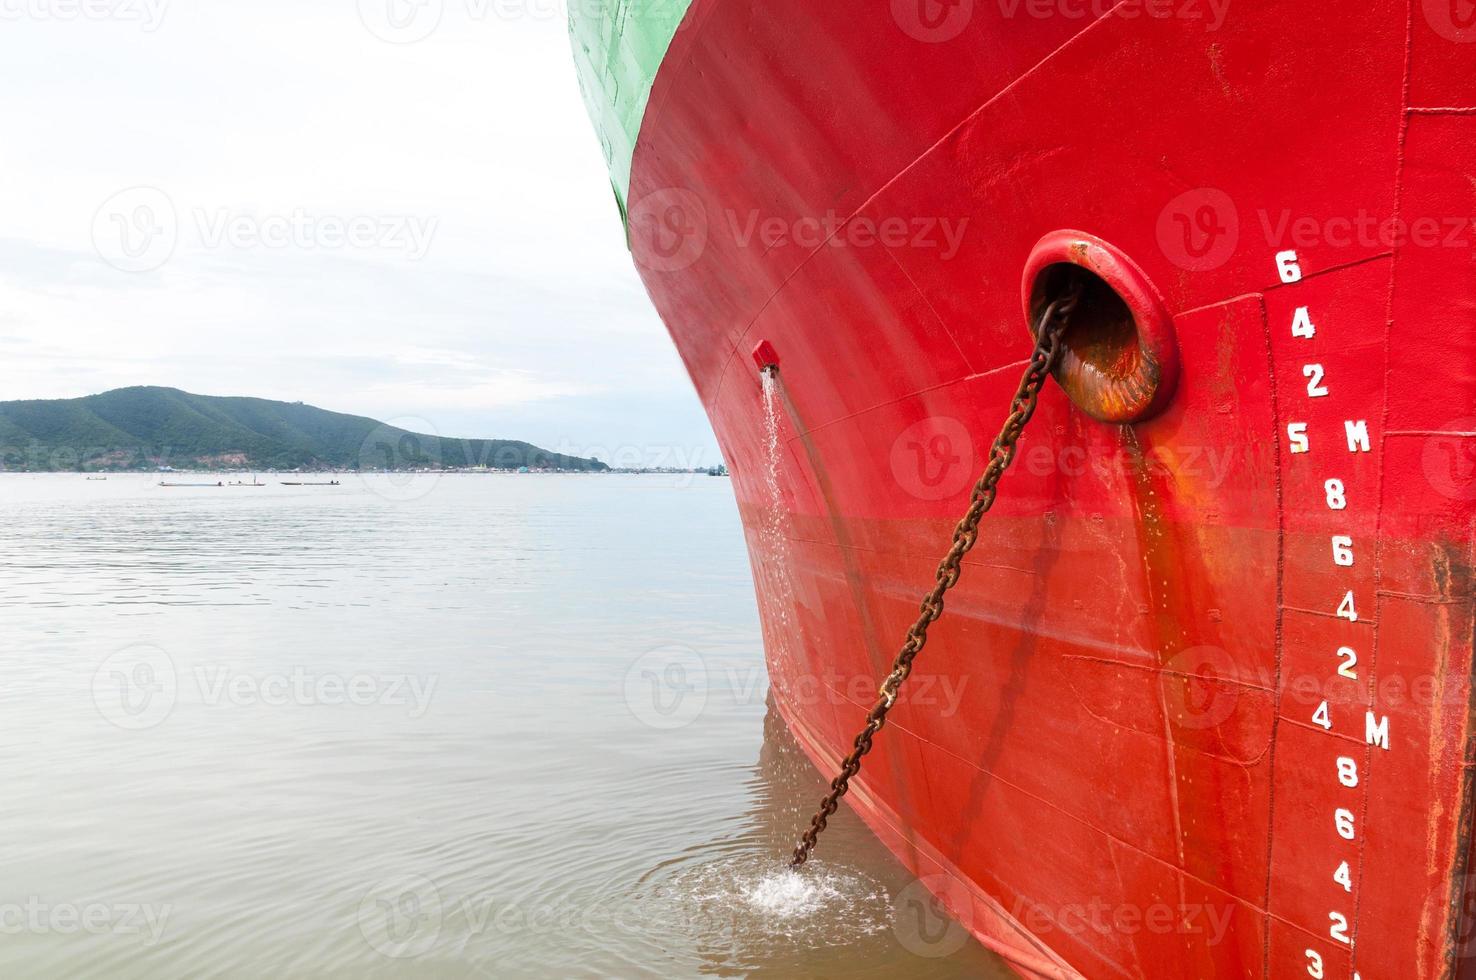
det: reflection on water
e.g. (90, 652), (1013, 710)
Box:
(0, 474), (1008, 978)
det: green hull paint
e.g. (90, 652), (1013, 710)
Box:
(568, 0), (694, 218)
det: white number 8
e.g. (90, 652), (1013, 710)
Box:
(1325, 479), (1347, 510)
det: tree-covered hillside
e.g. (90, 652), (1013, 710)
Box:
(0, 387), (608, 472)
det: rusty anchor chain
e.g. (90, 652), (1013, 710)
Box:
(789, 292), (1079, 869)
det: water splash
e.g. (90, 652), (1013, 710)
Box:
(637, 851), (892, 945)
(743, 867), (844, 918)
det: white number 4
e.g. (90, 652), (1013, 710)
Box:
(1293, 306), (1316, 338)
(1313, 700), (1332, 730)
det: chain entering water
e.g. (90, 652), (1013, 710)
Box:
(789, 293), (1079, 868)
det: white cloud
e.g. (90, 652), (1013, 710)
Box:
(0, 0), (718, 461)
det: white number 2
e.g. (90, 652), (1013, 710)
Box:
(1305, 364), (1329, 398)
(1330, 911), (1351, 945)
(1337, 646), (1359, 679)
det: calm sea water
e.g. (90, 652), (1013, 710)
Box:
(0, 473), (1009, 978)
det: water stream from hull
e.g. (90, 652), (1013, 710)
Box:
(758, 370), (801, 711)
(733, 371), (881, 923)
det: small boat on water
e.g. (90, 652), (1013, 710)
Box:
(84, 476), (107, 481)
(158, 481), (222, 488)
(279, 480), (340, 486)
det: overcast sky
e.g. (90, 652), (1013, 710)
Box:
(0, 0), (719, 469)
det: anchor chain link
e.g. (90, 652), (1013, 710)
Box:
(789, 293), (1078, 868)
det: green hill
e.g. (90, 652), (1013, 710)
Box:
(0, 387), (609, 473)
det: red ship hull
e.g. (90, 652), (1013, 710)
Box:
(614, 2), (1476, 975)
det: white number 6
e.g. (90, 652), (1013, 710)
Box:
(1277, 250), (1304, 283)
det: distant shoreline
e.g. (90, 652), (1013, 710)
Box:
(0, 467), (730, 477)
(0, 386), (619, 475)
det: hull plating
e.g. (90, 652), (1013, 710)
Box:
(603, 1), (1476, 975)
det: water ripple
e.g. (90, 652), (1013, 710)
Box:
(0, 474), (1006, 978)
